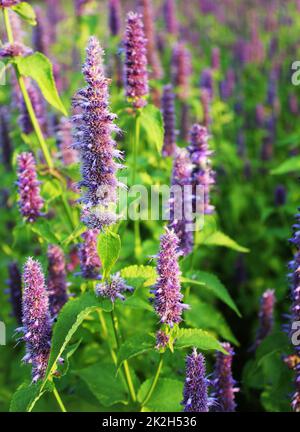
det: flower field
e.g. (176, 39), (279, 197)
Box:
(0, 0), (300, 413)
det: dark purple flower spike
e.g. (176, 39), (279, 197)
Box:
(47, 245), (68, 318)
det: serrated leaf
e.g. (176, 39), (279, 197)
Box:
(120, 265), (157, 289)
(271, 156), (300, 175)
(175, 328), (226, 353)
(97, 231), (121, 279)
(14, 53), (67, 115)
(12, 2), (36, 26)
(203, 231), (249, 253)
(117, 334), (154, 370)
(76, 362), (128, 406)
(10, 381), (52, 412)
(138, 378), (183, 412)
(185, 270), (241, 317)
(140, 104), (164, 153)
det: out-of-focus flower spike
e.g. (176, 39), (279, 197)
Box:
(0, 107), (12, 171)
(108, 0), (121, 37)
(161, 84), (176, 157)
(163, 0), (178, 36)
(254, 289), (275, 349)
(47, 245), (68, 318)
(78, 229), (101, 279)
(171, 42), (192, 101)
(32, 6), (50, 56)
(7, 262), (22, 325)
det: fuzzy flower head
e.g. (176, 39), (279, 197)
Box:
(155, 329), (170, 350)
(171, 42), (192, 100)
(124, 12), (149, 109)
(0, 1), (20, 7)
(255, 289), (275, 349)
(108, 0), (121, 36)
(0, 42), (32, 58)
(188, 124), (215, 215)
(163, 0), (178, 35)
(22, 258), (52, 382)
(7, 262), (22, 325)
(150, 227), (188, 327)
(213, 343), (239, 412)
(162, 84), (177, 157)
(47, 245), (68, 318)
(78, 229), (101, 279)
(72, 36), (122, 230)
(169, 148), (194, 256)
(16, 152), (44, 223)
(182, 349), (210, 412)
(96, 273), (133, 302)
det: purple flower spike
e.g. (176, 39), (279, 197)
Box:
(32, 7), (50, 56)
(0, 1), (20, 7)
(163, 0), (178, 35)
(72, 36), (122, 230)
(0, 42), (32, 58)
(57, 117), (78, 166)
(213, 343), (239, 412)
(211, 47), (220, 70)
(182, 349), (210, 412)
(79, 229), (101, 279)
(171, 42), (192, 101)
(108, 0), (121, 37)
(169, 148), (194, 256)
(151, 227), (188, 327)
(47, 245), (68, 318)
(155, 330), (170, 350)
(22, 258), (52, 382)
(274, 185), (286, 207)
(200, 68), (213, 100)
(16, 152), (44, 223)
(255, 289), (275, 349)
(124, 12), (149, 109)
(138, 0), (163, 79)
(162, 84), (176, 157)
(7, 262), (22, 325)
(96, 273), (133, 302)
(0, 107), (12, 170)
(188, 124), (215, 215)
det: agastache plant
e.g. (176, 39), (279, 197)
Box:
(163, 0), (178, 35)
(161, 84), (177, 157)
(108, 0), (121, 37)
(0, 1), (20, 7)
(7, 262), (22, 325)
(254, 289), (275, 349)
(78, 229), (101, 279)
(171, 42), (192, 101)
(150, 227), (189, 327)
(47, 245), (68, 318)
(182, 349), (210, 412)
(21, 258), (52, 382)
(188, 124), (215, 215)
(72, 36), (123, 229)
(16, 152), (44, 223)
(169, 148), (194, 256)
(212, 343), (239, 412)
(124, 12), (149, 109)
(96, 273), (133, 302)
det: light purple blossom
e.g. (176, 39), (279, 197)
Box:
(155, 330), (170, 350)
(171, 42), (192, 101)
(96, 273), (133, 302)
(163, 0), (178, 35)
(21, 258), (52, 382)
(47, 245), (68, 318)
(78, 229), (101, 279)
(0, 0), (20, 7)
(16, 152), (44, 223)
(32, 6), (50, 56)
(254, 289), (275, 349)
(161, 84), (176, 157)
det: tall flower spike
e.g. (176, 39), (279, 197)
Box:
(168, 148), (194, 256)
(22, 258), (52, 382)
(138, 0), (163, 79)
(57, 117), (78, 166)
(254, 289), (275, 349)
(163, 0), (178, 35)
(47, 245), (68, 318)
(124, 12), (149, 109)
(150, 227), (188, 326)
(171, 42), (192, 101)
(288, 214), (300, 411)
(213, 343), (239, 412)
(32, 7), (50, 56)
(161, 84), (176, 157)
(7, 262), (22, 325)
(200, 68), (213, 100)
(16, 152), (44, 223)
(78, 229), (101, 279)
(0, 107), (12, 171)
(108, 0), (121, 37)
(72, 36), (122, 229)
(96, 273), (133, 302)
(182, 349), (210, 412)
(188, 124), (215, 215)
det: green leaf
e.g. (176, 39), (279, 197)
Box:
(120, 265), (157, 289)
(57, 339), (82, 377)
(185, 296), (239, 345)
(97, 231), (121, 278)
(14, 53), (67, 115)
(138, 378), (183, 412)
(76, 362), (128, 406)
(10, 381), (53, 412)
(271, 156), (300, 175)
(30, 219), (60, 244)
(185, 270), (241, 317)
(255, 332), (290, 366)
(203, 231), (249, 253)
(12, 2), (36, 26)
(62, 224), (86, 246)
(117, 334), (154, 370)
(140, 104), (164, 153)
(175, 328), (227, 353)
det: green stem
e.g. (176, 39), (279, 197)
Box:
(61, 194), (76, 231)
(52, 385), (67, 412)
(110, 308), (137, 403)
(3, 9), (54, 170)
(142, 355), (164, 408)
